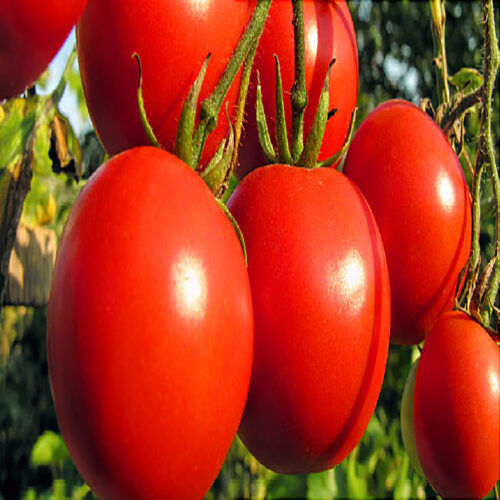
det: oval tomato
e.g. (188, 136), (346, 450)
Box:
(236, 0), (358, 178)
(227, 165), (390, 474)
(0, 0), (87, 99)
(343, 100), (472, 345)
(413, 311), (499, 498)
(400, 359), (424, 477)
(76, 0), (254, 166)
(47, 147), (253, 499)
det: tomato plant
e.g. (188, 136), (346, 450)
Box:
(343, 100), (472, 345)
(76, 0), (255, 166)
(236, 0), (358, 178)
(0, 0), (87, 99)
(413, 311), (499, 498)
(47, 147), (253, 499)
(227, 165), (390, 474)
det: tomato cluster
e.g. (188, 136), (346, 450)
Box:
(3, 0), (496, 498)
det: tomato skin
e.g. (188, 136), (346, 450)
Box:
(76, 0), (254, 165)
(343, 100), (472, 345)
(236, 0), (358, 179)
(0, 0), (87, 99)
(227, 165), (390, 474)
(413, 312), (499, 498)
(47, 147), (253, 499)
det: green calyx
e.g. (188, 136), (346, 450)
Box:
(255, 0), (356, 169)
(134, 0), (272, 198)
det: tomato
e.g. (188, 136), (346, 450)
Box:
(227, 165), (390, 473)
(236, 0), (358, 178)
(76, 0), (255, 166)
(413, 311), (499, 498)
(343, 100), (472, 345)
(0, 0), (87, 100)
(400, 359), (424, 477)
(47, 147), (253, 499)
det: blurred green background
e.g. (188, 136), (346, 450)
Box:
(0, 1), (497, 498)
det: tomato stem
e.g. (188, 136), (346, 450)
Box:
(223, 37), (261, 196)
(290, 0), (307, 162)
(430, 0), (451, 105)
(477, 0), (499, 332)
(193, 0), (272, 167)
(456, 0), (499, 336)
(51, 47), (77, 107)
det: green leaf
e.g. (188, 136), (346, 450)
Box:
(307, 470), (337, 499)
(449, 67), (483, 91)
(31, 430), (70, 467)
(71, 483), (92, 500)
(267, 474), (307, 499)
(0, 98), (37, 168)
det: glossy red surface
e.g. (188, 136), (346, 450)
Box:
(414, 311), (499, 498)
(227, 165), (390, 474)
(47, 147), (253, 499)
(343, 100), (472, 345)
(76, 0), (254, 166)
(0, 0), (87, 99)
(236, 0), (358, 178)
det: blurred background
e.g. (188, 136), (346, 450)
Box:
(0, 1), (497, 498)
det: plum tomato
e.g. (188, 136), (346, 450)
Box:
(0, 0), (87, 99)
(236, 0), (358, 178)
(47, 146), (253, 499)
(227, 165), (390, 474)
(76, 0), (255, 166)
(413, 311), (499, 498)
(343, 100), (472, 345)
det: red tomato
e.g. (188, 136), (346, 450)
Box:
(413, 311), (499, 498)
(343, 100), (472, 345)
(227, 165), (390, 473)
(47, 147), (253, 499)
(236, 0), (358, 178)
(0, 0), (87, 99)
(76, 0), (254, 166)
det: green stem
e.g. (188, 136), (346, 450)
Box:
(192, 0), (272, 164)
(459, 161), (484, 310)
(478, 0), (499, 330)
(290, 0), (307, 162)
(441, 87), (482, 136)
(51, 47), (77, 106)
(430, 0), (451, 104)
(225, 37), (260, 190)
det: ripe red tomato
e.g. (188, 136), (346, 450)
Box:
(413, 311), (499, 498)
(47, 147), (253, 499)
(0, 0), (87, 99)
(76, 0), (255, 166)
(227, 165), (390, 474)
(236, 0), (358, 178)
(343, 100), (472, 345)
